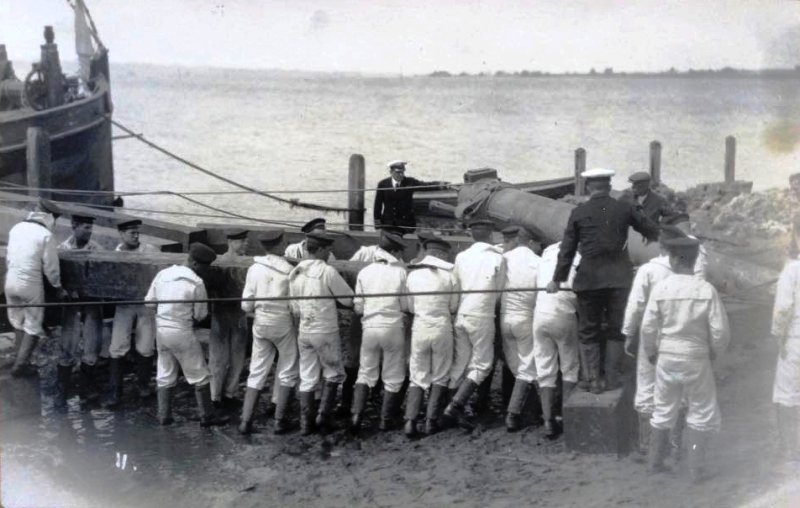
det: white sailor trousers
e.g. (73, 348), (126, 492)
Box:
(155, 328), (211, 388)
(449, 314), (495, 387)
(635, 329), (657, 414)
(531, 312), (579, 387)
(208, 307), (248, 399)
(297, 331), (345, 392)
(409, 324), (453, 390)
(651, 355), (720, 433)
(59, 305), (102, 366)
(357, 326), (407, 393)
(500, 313), (533, 378)
(246, 323), (299, 391)
(773, 337), (800, 407)
(5, 280), (44, 337)
(110, 304), (156, 358)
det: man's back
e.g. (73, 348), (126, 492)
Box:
(453, 242), (505, 317)
(7, 214), (60, 288)
(289, 259), (353, 334)
(242, 254), (293, 326)
(354, 254), (407, 328)
(407, 256), (458, 329)
(501, 245), (540, 317)
(145, 265), (208, 330)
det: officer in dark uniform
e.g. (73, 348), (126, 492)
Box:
(373, 161), (443, 233)
(547, 168), (659, 394)
(620, 171), (675, 224)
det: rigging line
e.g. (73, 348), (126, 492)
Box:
(0, 287), (570, 309)
(108, 117), (360, 214)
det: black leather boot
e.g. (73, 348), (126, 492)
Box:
(540, 386), (561, 439)
(136, 354), (154, 399)
(425, 384), (448, 435)
(505, 379), (531, 432)
(104, 358), (124, 409)
(403, 386), (424, 438)
(79, 362), (99, 405)
(444, 379), (478, 431)
(336, 367), (358, 418)
(648, 427), (671, 473)
(316, 381), (340, 434)
(10, 334), (39, 378)
(379, 390), (402, 431)
(157, 387), (174, 425)
(238, 387), (260, 435)
(638, 412), (653, 455)
(299, 390), (317, 436)
(55, 364), (72, 411)
(196, 384), (229, 427)
(686, 428), (711, 484)
(350, 383), (369, 433)
(274, 385), (295, 435)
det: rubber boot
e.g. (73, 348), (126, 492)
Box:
(403, 386), (424, 438)
(687, 428), (711, 484)
(79, 363), (99, 405)
(299, 390), (317, 436)
(638, 412), (653, 455)
(274, 385), (295, 435)
(777, 405), (799, 462)
(581, 343), (604, 394)
(196, 384), (230, 427)
(104, 358), (124, 408)
(525, 382), (544, 427)
(505, 379), (531, 432)
(336, 367), (358, 418)
(671, 407), (688, 460)
(379, 390), (402, 431)
(425, 384), (448, 435)
(473, 366), (494, 415)
(501, 365), (515, 408)
(136, 354), (154, 399)
(540, 387), (561, 439)
(648, 427), (671, 473)
(315, 381), (340, 434)
(10, 334), (40, 378)
(157, 387), (174, 425)
(445, 379), (478, 431)
(238, 387), (260, 435)
(604, 340), (625, 390)
(55, 364), (72, 411)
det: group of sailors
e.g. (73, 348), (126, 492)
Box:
(3, 166), (797, 485)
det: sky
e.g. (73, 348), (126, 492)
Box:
(2, 0), (799, 74)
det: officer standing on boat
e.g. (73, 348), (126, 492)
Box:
(107, 219), (160, 408)
(5, 199), (69, 377)
(56, 214), (104, 408)
(209, 228), (249, 411)
(547, 168), (659, 394)
(374, 161), (443, 234)
(145, 243), (228, 427)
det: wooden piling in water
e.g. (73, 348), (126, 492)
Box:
(26, 127), (51, 199)
(649, 141), (662, 185)
(725, 136), (736, 183)
(348, 154), (365, 231)
(574, 148), (586, 196)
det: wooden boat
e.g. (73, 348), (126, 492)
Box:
(0, 25), (114, 208)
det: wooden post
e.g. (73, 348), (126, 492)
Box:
(649, 141), (662, 186)
(348, 154), (365, 231)
(574, 148), (586, 196)
(724, 136), (736, 184)
(26, 127), (52, 199)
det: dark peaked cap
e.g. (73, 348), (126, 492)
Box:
(628, 171), (651, 183)
(71, 214), (95, 224)
(379, 232), (405, 252)
(117, 219), (142, 230)
(301, 218), (326, 234)
(501, 225), (521, 237)
(189, 242), (217, 263)
(258, 229), (284, 243)
(38, 198), (61, 216)
(306, 230), (335, 248)
(661, 236), (700, 253)
(225, 228), (248, 240)
(424, 237), (451, 251)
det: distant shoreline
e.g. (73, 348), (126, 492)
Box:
(427, 66), (800, 79)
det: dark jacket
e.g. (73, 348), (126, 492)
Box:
(553, 192), (659, 292)
(619, 189), (674, 224)
(373, 176), (439, 230)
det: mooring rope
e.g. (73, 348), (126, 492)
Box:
(108, 117), (361, 214)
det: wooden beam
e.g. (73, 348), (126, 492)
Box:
(25, 127), (52, 198)
(348, 154), (366, 231)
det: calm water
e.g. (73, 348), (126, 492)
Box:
(108, 65), (800, 227)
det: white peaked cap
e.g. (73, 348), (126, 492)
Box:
(580, 168), (615, 179)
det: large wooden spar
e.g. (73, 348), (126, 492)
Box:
(0, 248), (366, 301)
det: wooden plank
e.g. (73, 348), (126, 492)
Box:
(348, 154), (366, 231)
(25, 128), (52, 199)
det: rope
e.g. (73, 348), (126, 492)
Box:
(108, 118), (360, 214)
(0, 287), (568, 309)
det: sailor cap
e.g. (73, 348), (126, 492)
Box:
(306, 230), (335, 247)
(378, 232), (405, 252)
(257, 229), (284, 244)
(301, 218), (326, 234)
(71, 214), (95, 224)
(224, 228), (248, 240)
(188, 242), (218, 264)
(117, 219), (142, 230)
(38, 198), (62, 216)
(580, 168), (615, 179)
(424, 237), (452, 251)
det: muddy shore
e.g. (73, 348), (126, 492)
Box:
(1, 184), (797, 508)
